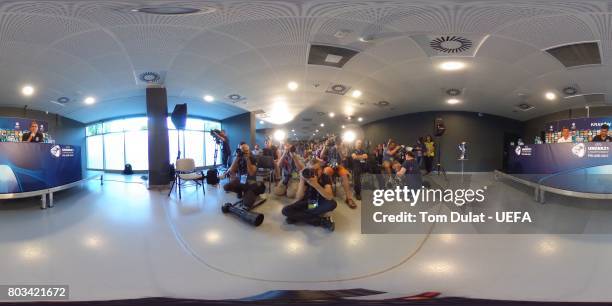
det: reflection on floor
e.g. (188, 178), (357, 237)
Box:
(1, 173), (612, 302)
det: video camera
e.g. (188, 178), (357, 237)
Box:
(210, 129), (223, 144)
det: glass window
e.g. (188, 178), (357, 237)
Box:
(185, 130), (205, 167)
(186, 118), (205, 131)
(103, 133), (125, 170)
(124, 117), (148, 131)
(104, 119), (124, 133)
(86, 135), (104, 169)
(86, 116), (220, 171)
(86, 123), (103, 136)
(125, 130), (148, 170)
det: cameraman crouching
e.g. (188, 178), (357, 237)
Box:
(281, 159), (336, 232)
(223, 143), (259, 197)
(274, 143), (305, 198)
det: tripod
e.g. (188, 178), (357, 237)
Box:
(168, 129), (185, 196)
(434, 135), (448, 181)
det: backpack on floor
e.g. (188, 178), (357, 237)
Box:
(206, 168), (219, 185)
(123, 164), (133, 175)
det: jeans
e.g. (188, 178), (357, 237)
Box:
(352, 164), (367, 196)
(282, 198), (337, 226)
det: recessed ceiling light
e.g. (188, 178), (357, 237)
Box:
(84, 96), (96, 105)
(329, 112), (335, 118)
(351, 90), (362, 98)
(439, 61), (466, 71)
(287, 81), (299, 91)
(291, 129), (295, 132)
(315, 129), (319, 133)
(21, 85), (34, 96)
(203, 95), (214, 102)
(358, 117), (363, 122)
(320, 123), (325, 127)
(447, 98), (460, 105)
(259, 120), (264, 124)
(545, 92), (557, 100)
(342, 125), (346, 129)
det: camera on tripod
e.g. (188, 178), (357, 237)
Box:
(210, 129), (223, 144)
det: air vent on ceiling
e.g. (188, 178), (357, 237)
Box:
(562, 86), (579, 95)
(326, 83), (351, 95)
(139, 72), (161, 83)
(227, 94), (246, 104)
(430, 36), (473, 54)
(373, 101), (390, 107)
(302, 118), (312, 122)
(50, 96), (70, 106)
(516, 103), (535, 111)
(446, 88), (462, 96)
(308, 44), (359, 68)
(130, 6), (215, 15)
(545, 42), (601, 67)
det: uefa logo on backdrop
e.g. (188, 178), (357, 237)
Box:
(571, 143), (586, 158)
(50, 145), (61, 158)
(515, 146), (522, 156)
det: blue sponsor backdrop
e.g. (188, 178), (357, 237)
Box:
(545, 117), (612, 132)
(0, 117), (48, 132)
(0, 143), (82, 194)
(508, 143), (611, 174)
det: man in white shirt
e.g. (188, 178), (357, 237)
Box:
(557, 127), (573, 143)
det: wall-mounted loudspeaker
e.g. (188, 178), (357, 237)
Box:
(434, 118), (446, 137)
(171, 104), (187, 130)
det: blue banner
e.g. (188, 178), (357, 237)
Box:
(509, 143), (611, 174)
(0, 143), (81, 194)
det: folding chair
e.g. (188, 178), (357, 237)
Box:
(256, 155), (275, 193)
(168, 158), (205, 199)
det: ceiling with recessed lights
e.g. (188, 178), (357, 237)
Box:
(1, 0), (612, 134)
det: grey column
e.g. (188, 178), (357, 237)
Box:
(146, 87), (171, 187)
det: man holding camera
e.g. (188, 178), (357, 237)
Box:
(223, 143), (259, 196)
(321, 138), (356, 208)
(211, 129), (231, 168)
(274, 143), (305, 198)
(281, 159), (336, 232)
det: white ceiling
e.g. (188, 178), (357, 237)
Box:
(1, 0), (612, 133)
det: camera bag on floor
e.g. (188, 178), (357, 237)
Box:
(206, 168), (219, 185)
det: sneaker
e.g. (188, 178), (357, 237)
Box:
(320, 216), (335, 232)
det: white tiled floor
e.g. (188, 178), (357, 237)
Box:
(2, 173), (612, 302)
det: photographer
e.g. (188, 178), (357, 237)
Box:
(281, 159), (336, 231)
(396, 151), (423, 189)
(321, 138), (355, 209)
(223, 143), (258, 195)
(383, 139), (401, 162)
(274, 143), (305, 198)
(211, 129), (231, 168)
(351, 139), (368, 201)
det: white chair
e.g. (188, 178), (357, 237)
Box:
(169, 158), (205, 199)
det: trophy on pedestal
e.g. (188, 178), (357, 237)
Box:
(458, 141), (467, 160)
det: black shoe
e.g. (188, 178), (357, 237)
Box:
(355, 193), (361, 201)
(320, 216), (335, 232)
(286, 218), (297, 225)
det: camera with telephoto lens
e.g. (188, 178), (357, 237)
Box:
(397, 145), (409, 160)
(236, 148), (243, 158)
(211, 129), (223, 144)
(301, 168), (316, 179)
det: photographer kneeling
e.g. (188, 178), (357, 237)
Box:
(274, 143), (305, 198)
(281, 159), (336, 232)
(223, 144), (263, 201)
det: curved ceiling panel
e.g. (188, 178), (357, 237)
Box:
(0, 0), (609, 126)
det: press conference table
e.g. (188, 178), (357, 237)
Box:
(503, 142), (612, 200)
(0, 142), (100, 208)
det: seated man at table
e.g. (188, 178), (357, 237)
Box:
(557, 127), (573, 143)
(592, 124), (612, 142)
(21, 121), (44, 143)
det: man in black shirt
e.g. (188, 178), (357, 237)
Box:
(211, 129), (231, 168)
(397, 151), (423, 189)
(281, 159), (337, 231)
(21, 121), (44, 143)
(351, 139), (368, 200)
(223, 143), (258, 196)
(592, 124), (612, 142)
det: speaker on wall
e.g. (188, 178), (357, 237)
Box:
(171, 104), (187, 130)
